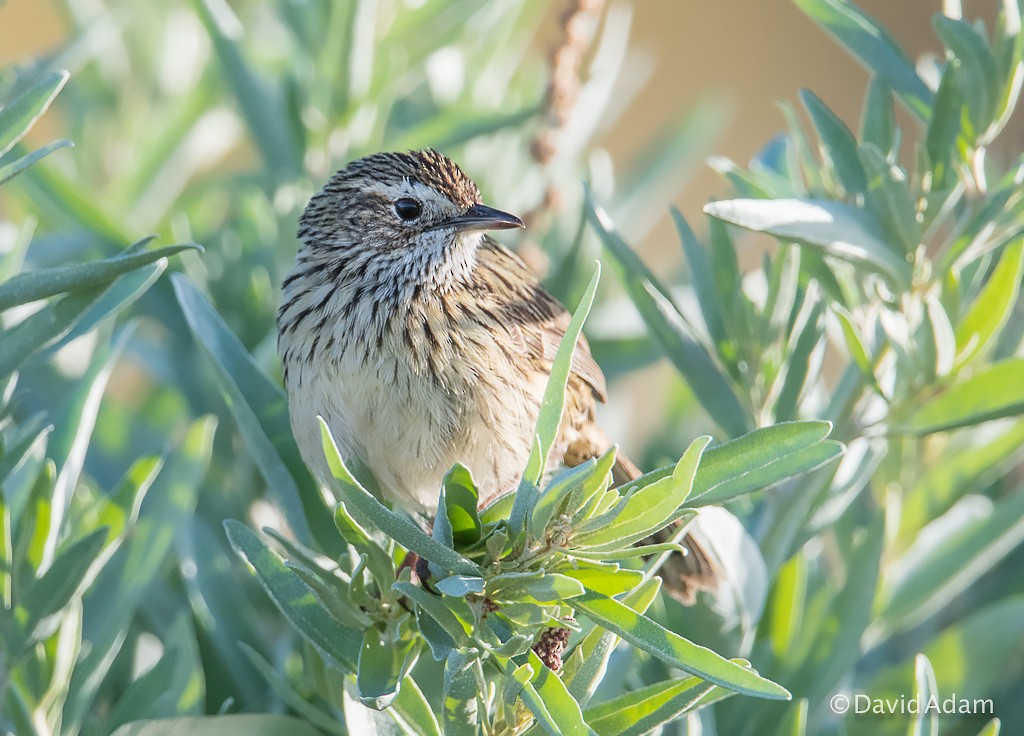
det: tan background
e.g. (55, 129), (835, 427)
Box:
(2, 0), (1010, 226)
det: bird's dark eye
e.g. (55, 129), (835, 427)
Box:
(394, 198), (422, 221)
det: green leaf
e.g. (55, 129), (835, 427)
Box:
(44, 325), (134, 570)
(792, 0), (933, 120)
(585, 675), (721, 736)
(439, 464), (481, 546)
(19, 156), (130, 243)
(900, 420), (1024, 539)
(777, 699), (810, 736)
(883, 490), (1024, 631)
(0, 70), (69, 158)
(0, 416), (50, 531)
(238, 644), (348, 734)
(955, 238), (1024, 366)
(800, 88), (867, 195)
(0, 285), (107, 378)
(174, 274), (335, 551)
(588, 193), (752, 437)
(509, 443), (541, 542)
(704, 198), (911, 284)
(773, 300), (825, 421)
(442, 649), (481, 736)
(357, 626), (416, 710)
(768, 555), (807, 661)
(569, 447), (617, 520)
(564, 578), (663, 706)
(0, 139), (73, 186)
(525, 650), (590, 736)
(500, 659), (562, 736)
(389, 675), (443, 736)
(859, 143), (920, 252)
(103, 613), (205, 729)
(94, 455), (163, 550)
(575, 436), (709, 548)
(286, 560), (370, 630)
(860, 78), (895, 153)
(44, 262), (165, 356)
(319, 420), (479, 577)
(63, 418), (216, 734)
(909, 654), (939, 736)
(523, 263), (601, 486)
(14, 527), (108, 649)
(896, 358), (1024, 433)
(673, 209), (727, 349)
(0, 242), (200, 312)
(790, 515), (884, 704)
(554, 561), (643, 597)
(109, 715), (325, 736)
(573, 591), (790, 699)
(934, 15), (1000, 133)
(225, 520), (362, 671)
(531, 459), (598, 540)
(434, 574), (485, 597)
(392, 582), (470, 646)
(975, 720), (1002, 736)
(687, 421), (841, 505)
(927, 62), (964, 188)
(872, 597), (1024, 709)
(486, 571), (586, 603)
(191, 0), (301, 181)
(833, 305), (876, 383)
(334, 501), (395, 588)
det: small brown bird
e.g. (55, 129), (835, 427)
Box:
(277, 149), (716, 604)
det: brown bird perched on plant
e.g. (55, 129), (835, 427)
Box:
(277, 149), (716, 604)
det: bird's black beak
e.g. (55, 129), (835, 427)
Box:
(443, 203), (525, 233)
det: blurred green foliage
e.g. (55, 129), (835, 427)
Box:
(0, 0), (1022, 734)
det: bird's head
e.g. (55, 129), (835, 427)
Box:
(298, 150), (523, 294)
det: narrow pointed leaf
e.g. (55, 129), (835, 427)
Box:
(575, 436), (709, 547)
(225, 520), (361, 671)
(0, 139), (73, 186)
(585, 676), (721, 736)
(443, 649), (481, 736)
(573, 591), (790, 699)
(792, 0), (932, 119)
(524, 650), (589, 736)
(524, 263), (601, 486)
(589, 194), (751, 437)
(955, 238), (1024, 365)
(704, 198), (911, 283)
(800, 88), (866, 194)
(0, 70), (69, 158)
(320, 420), (479, 576)
(896, 358), (1024, 433)
(0, 242), (199, 312)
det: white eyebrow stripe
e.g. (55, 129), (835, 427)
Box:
(373, 180), (441, 200)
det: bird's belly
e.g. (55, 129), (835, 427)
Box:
(289, 343), (540, 515)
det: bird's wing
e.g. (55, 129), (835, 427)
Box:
(476, 239), (608, 403)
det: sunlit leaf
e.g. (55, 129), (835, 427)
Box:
(896, 358), (1024, 433)
(0, 70), (69, 158)
(573, 591), (790, 699)
(704, 198), (911, 283)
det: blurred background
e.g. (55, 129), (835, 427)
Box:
(6, 1), (1004, 226)
(2, 2), (1023, 734)
(3, 0), (1010, 461)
